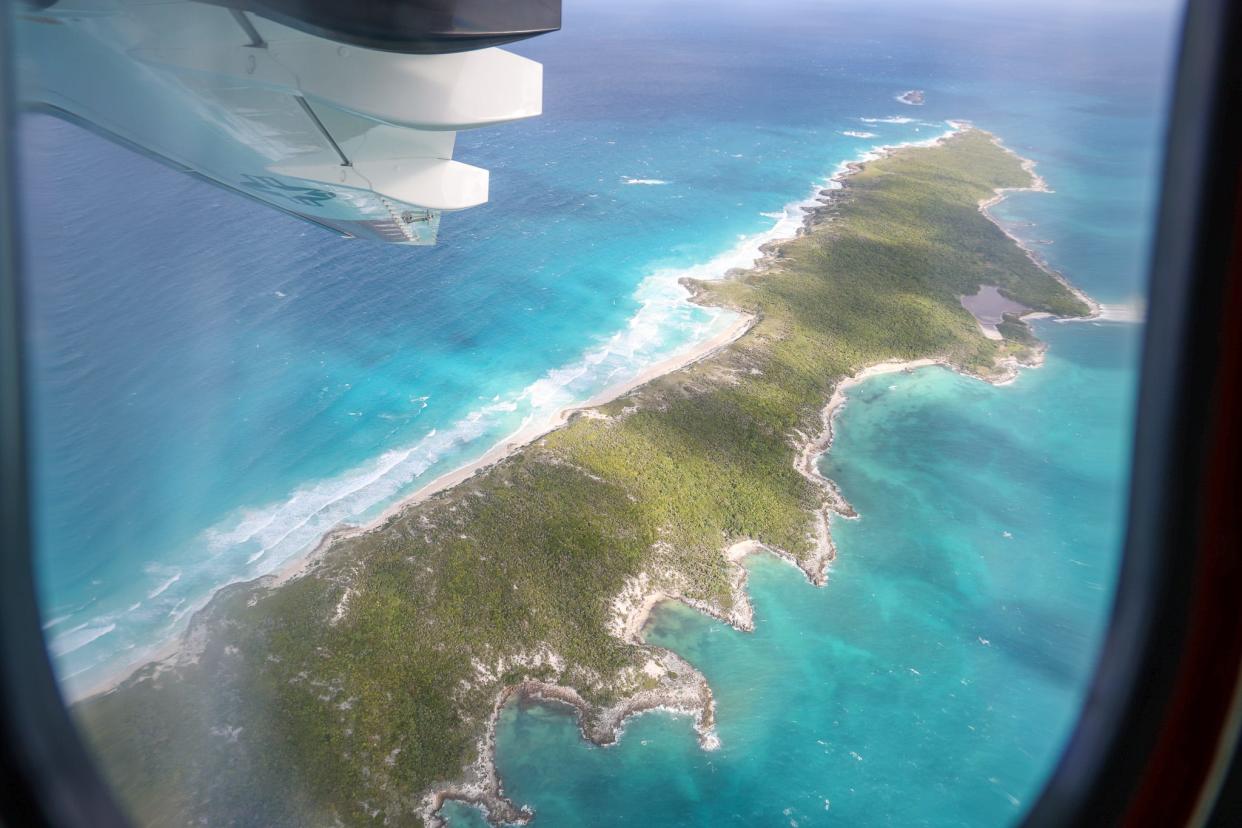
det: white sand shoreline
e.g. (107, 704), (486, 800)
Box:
(74, 122), (1105, 828)
(67, 311), (755, 703)
(82, 127), (961, 705)
(604, 360), (964, 690)
(615, 123), (1096, 651)
(270, 310), (757, 589)
(77, 121), (1086, 711)
(76, 125), (970, 705)
(259, 124), (968, 594)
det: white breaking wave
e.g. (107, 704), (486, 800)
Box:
(198, 291), (737, 587)
(208, 405), (514, 571)
(189, 178), (865, 598)
(841, 131), (877, 138)
(146, 571), (181, 599)
(50, 622), (116, 658)
(860, 116), (915, 124)
(823, 123), (961, 191)
(204, 126), (960, 587)
(58, 122), (965, 699)
(623, 177), (668, 185)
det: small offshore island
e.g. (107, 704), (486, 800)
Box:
(76, 128), (1090, 826)
(898, 89), (926, 106)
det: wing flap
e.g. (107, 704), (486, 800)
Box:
(17, 0), (547, 245)
(270, 157), (489, 212)
(128, 7), (543, 131)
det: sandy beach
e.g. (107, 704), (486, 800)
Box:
(616, 125), (1098, 650)
(268, 309), (756, 590)
(266, 127), (975, 593)
(80, 121), (1084, 708)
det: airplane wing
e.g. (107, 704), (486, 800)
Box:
(14, 0), (561, 244)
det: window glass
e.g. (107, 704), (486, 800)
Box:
(16, 0), (1180, 825)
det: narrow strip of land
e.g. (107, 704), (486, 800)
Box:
(77, 128), (1089, 828)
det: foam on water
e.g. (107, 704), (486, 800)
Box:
(469, 2), (1173, 823)
(25, 0), (1177, 818)
(146, 572), (180, 599)
(48, 110), (966, 698)
(51, 622), (117, 658)
(49, 133), (937, 697)
(41, 613), (72, 630)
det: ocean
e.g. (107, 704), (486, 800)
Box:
(20, 0), (1177, 823)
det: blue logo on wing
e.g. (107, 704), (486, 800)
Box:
(240, 174), (336, 208)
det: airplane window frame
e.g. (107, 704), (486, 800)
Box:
(0, 6), (127, 823)
(1023, 0), (1242, 823)
(0, 1), (1239, 825)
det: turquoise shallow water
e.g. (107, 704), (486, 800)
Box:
(483, 320), (1141, 827)
(457, 2), (1171, 824)
(25, 1), (981, 693)
(20, 0), (1177, 821)
(26, 0), (1171, 697)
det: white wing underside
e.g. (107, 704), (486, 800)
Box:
(16, 1), (546, 244)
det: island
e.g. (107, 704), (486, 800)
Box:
(75, 128), (1091, 827)
(898, 89), (926, 105)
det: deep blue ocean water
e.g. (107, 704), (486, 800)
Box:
(21, 0), (1178, 822)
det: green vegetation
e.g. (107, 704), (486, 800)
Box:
(75, 129), (1088, 826)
